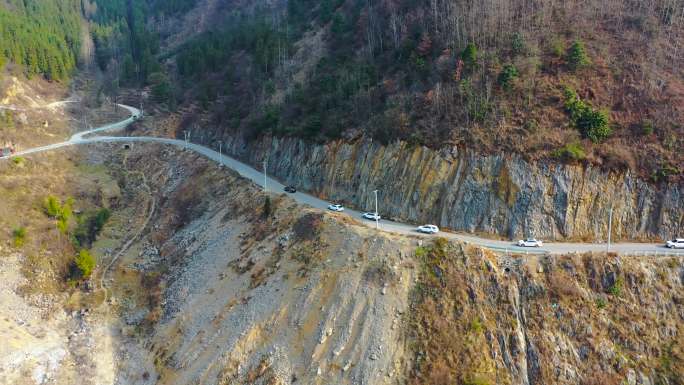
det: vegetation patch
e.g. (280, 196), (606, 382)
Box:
(563, 87), (612, 143)
(12, 226), (26, 248)
(552, 142), (586, 162)
(293, 212), (325, 242)
(407, 239), (498, 385)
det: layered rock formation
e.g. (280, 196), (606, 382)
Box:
(220, 135), (683, 241)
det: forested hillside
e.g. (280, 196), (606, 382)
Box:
(1, 0), (681, 180)
(0, 0), (82, 80)
(156, 0), (683, 182)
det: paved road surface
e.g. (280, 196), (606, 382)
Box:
(2, 104), (683, 256)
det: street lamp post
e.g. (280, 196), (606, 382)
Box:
(607, 206), (613, 252)
(373, 189), (379, 229)
(218, 141), (223, 167)
(263, 157), (268, 192)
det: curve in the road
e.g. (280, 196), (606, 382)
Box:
(2, 104), (682, 256)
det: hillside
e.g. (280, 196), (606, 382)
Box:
(1, 140), (681, 384)
(139, 0), (683, 183)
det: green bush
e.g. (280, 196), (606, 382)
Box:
(608, 276), (624, 296)
(511, 32), (526, 56)
(596, 297), (607, 309)
(11, 156), (25, 166)
(641, 121), (655, 135)
(415, 246), (428, 258)
(652, 164), (680, 183)
(566, 40), (590, 70)
(73, 208), (111, 247)
(470, 317), (484, 334)
(75, 249), (96, 279)
(497, 64), (519, 90)
(552, 142), (586, 161)
(563, 88), (612, 143)
(461, 43), (478, 67)
(551, 38), (565, 58)
(12, 227), (26, 247)
(43, 196), (74, 234)
(43, 196), (61, 218)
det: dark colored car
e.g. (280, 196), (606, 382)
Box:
(284, 186), (297, 193)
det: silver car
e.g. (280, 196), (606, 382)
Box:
(518, 238), (543, 247)
(666, 238), (684, 249)
(417, 225), (440, 234)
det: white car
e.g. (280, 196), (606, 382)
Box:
(666, 238), (684, 249)
(518, 238), (543, 247)
(327, 204), (344, 212)
(362, 212), (381, 220)
(417, 225), (440, 234)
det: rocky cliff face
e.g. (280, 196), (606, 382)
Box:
(220, 135), (683, 241)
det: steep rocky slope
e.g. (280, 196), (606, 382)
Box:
(1, 135), (682, 384)
(209, 134), (682, 242)
(407, 240), (683, 385)
(101, 142), (684, 385)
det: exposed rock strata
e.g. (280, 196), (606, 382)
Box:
(220, 135), (682, 241)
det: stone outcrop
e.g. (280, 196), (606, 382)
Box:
(220, 134), (683, 241)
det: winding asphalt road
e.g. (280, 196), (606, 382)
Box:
(2, 104), (683, 256)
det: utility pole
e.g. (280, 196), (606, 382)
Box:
(373, 189), (379, 229)
(263, 157), (268, 192)
(218, 141), (223, 167)
(607, 206), (613, 252)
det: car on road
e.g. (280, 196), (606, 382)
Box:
(417, 224), (440, 234)
(327, 204), (344, 212)
(362, 212), (381, 220)
(284, 186), (297, 193)
(666, 238), (684, 249)
(518, 238), (543, 247)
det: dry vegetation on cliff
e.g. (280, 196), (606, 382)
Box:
(408, 239), (683, 385)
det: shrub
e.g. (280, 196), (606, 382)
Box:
(652, 164), (680, 183)
(461, 43), (478, 67)
(261, 196), (272, 219)
(563, 88), (612, 143)
(497, 64), (519, 90)
(73, 208), (111, 247)
(11, 156), (25, 166)
(511, 32), (526, 56)
(551, 38), (565, 58)
(43, 196), (61, 218)
(596, 297), (607, 309)
(641, 120), (655, 135)
(566, 39), (590, 70)
(415, 246), (428, 258)
(74, 249), (96, 279)
(552, 142), (586, 161)
(12, 227), (26, 247)
(470, 317), (484, 334)
(608, 276), (623, 296)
